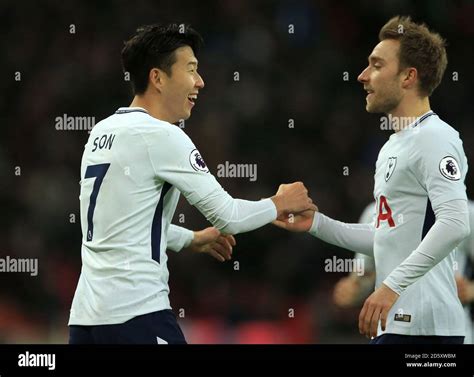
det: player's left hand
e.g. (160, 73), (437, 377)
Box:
(358, 283), (399, 339)
(189, 227), (236, 262)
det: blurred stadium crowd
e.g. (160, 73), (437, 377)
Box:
(0, 0), (473, 343)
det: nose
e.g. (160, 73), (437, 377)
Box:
(196, 73), (205, 89)
(357, 66), (369, 84)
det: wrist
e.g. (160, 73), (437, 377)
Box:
(382, 281), (401, 296)
(183, 229), (195, 249)
(270, 195), (285, 217)
(308, 211), (320, 234)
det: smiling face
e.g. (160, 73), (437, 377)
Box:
(158, 46), (205, 123)
(357, 39), (404, 114)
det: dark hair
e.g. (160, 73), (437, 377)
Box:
(121, 24), (204, 95)
(379, 16), (447, 97)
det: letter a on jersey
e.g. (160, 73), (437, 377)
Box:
(376, 195), (395, 228)
(385, 157), (397, 182)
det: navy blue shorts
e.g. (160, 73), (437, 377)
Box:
(69, 309), (187, 344)
(370, 334), (464, 344)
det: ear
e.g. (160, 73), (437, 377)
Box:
(148, 68), (166, 93)
(401, 67), (418, 90)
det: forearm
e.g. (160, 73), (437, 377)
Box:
(167, 224), (194, 252)
(308, 212), (375, 256)
(384, 199), (470, 294)
(194, 188), (277, 235)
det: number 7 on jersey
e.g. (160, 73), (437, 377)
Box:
(84, 163), (110, 241)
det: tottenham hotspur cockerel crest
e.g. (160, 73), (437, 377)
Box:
(385, 157), (397, 182)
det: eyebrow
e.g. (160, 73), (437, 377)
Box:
(187, 61), (198, 67)
(368, 55), (385, 63)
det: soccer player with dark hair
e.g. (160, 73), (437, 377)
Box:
(274, 16), (470, 344)
(68, 24), (316, 344)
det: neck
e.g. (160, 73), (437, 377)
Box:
(388, 95), (431, 132)
(130, 93), (175, 123)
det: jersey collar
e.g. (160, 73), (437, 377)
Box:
(410, 110), (436, 128)
(115, 107), (149, 114)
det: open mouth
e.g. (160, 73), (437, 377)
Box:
(187, 94), (197, 105)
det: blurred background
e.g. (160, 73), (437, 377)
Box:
(0, 0), (473, 343)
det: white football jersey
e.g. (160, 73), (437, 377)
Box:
(454, 200), (474, 343)
(68, 107), (276, 325)
(373, 111), (468, 336)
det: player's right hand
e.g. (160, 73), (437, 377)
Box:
(271, 182), (318, 218)
(272, 209), (316, 232)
